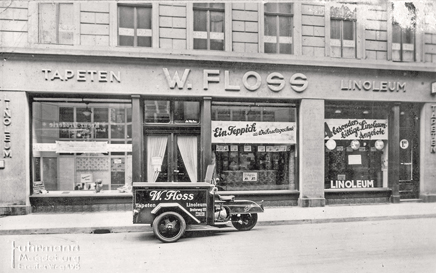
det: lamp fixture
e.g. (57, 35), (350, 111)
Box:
(334, 109), (342, 114)
(83, 103), (92, 116)
(362, 110), (369, 115)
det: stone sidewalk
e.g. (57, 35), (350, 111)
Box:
(1, 202), (435, 235)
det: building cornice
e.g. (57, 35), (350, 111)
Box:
(2, 46), (436, 73)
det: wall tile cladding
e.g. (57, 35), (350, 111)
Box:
(365, 6), (388, 60)
(0, 1), (28, 47)
(232, 3), (259, 53)
(159, 4), (187, 49)
(80, 2), (110, 46)
(301, 4), (325, 57)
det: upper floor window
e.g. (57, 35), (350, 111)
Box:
(39, 3), (74, 45)
(392, 2), (416, 62)
(264, 3), (293, 54)
(118, 4), (152, 47)
(330, 4), (356, 58)
(193, 3), (225, 51)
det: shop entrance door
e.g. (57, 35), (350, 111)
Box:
(146, 134), (199, 182)
(399, 104), (420, 199)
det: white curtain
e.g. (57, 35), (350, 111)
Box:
(147, 136), (168, 183)
(177, 136), (197, 182)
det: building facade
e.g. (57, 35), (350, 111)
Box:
(1, 1), (436, 215)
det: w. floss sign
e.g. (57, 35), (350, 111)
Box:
(211, 121), (296, 144)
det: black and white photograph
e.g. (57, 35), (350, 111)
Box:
(1, 0), (436, 272)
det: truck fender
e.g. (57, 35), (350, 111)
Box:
(226, 200), (264, 214)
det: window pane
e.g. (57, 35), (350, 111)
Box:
(331, 20), (341, 39)
(137, 7), (151, 29)
(144, 100), (170, 123)
(94, 108), (108, 122)
(210, 39), (224, 51)
(210, 11), (224, 33)
(279, 16), (292, 37)
(111, 125), (125, 139)
(111, 108), (125, 123)
(210, 3), (225, 9)
(119, 6), (134, 28)
(193, 3), (208, 8)
(264, 3), (278, 13)
(77, 108), (92, 122)
(278, 3), (292, 14)
(264, 16), (277, 36)
(39, 4), (57, 44)
(343, 20), (354, 40)
(403, 28), (414, 44)
(279, 43), (292, 54)
(194, 10), (207, 31)
(194, 38), (207, 50)
(58, 3), (74, 45)
(138, 36), (152, 47)
(264, 43), (277, 53)
(330, 6), (342, 18)
(59, 107), (74, 122)
(119, 36), (134, 46)
(392, 24), (401, 43)
(174, 101), (200, 123)
(95, 124), (108, 138)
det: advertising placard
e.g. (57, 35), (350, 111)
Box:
(324, 119), (388, 140)
(212, 121), (296, 144)
(135, 189), (208, 223)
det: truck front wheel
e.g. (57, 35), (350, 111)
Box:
(152, 211), (186, 243)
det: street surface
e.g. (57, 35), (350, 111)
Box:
(0, 218), (435, 273)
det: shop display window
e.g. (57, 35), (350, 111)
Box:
(32, 100), (132, 194)
(324, 103), (389, 189)
(212, 103), (297, 191)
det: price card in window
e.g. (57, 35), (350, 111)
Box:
(243, 172), (258, 182)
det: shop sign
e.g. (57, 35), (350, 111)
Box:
(2, 98), (12, 159)
(325, 119), (388, 140)
(243, 172), (258, 182)
(431, 105), (436, 153)
(33, 143), (132, 153)
(400, 139), (409, 149)
(211, 121), (296, 144)
(340, 80), (406, 92)
(163, 68), (308, 93)
(56, 141), (108, 153)
(42, 69), (121, 83)
(330, 180), (375, 189)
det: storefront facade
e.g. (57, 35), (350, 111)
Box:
(1, 1), (436, 215)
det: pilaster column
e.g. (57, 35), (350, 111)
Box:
(388, 103), (400, 203)
(298, 99), (325, 207)
(131, 95), (144, 182)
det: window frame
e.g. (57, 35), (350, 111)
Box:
(193, 3), (226, 51)
(329, 4), (357, 58)
(391, 2), (416, 62)
(38, 2), (75, 45)
(263, 2), (294, 55)
(117, 3), (153, 48)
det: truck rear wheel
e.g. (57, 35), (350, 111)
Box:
(231, 213), (258, 231)
(152, 211), (186, 243)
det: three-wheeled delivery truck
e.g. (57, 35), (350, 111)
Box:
(132, 165), (264, 243)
